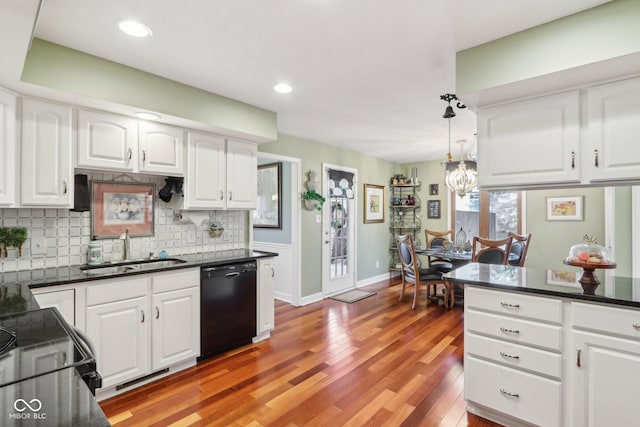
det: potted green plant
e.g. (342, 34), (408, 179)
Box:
(302, 189), (326, 211)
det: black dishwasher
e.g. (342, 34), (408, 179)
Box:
(199, 262), (257, 361)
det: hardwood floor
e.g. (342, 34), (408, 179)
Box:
(100, 278), (501, 426)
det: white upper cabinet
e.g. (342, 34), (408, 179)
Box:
(138, 122), (185, 176)
(77, 110), (137, 171)
(184, 131), (226, 209)
(183, 133), (257, 210)
(226, 139), (257, 209)
(0, 89), (17, 206)
(21, 98), (73, 207)
(478, 90), (581, 189)
(585, 76), (640, 183)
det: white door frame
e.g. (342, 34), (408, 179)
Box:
(250, 153), (302, 306)
(322, 163), (358, 296)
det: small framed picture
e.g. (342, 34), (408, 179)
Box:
(429, 184), (439, 196)
(546, 270), (580, 287)
(546, 196), (584, 221)
(364, 184), (385, 224)
(427, 200), (441, 219)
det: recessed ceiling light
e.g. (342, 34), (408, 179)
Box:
(118, 20), (153, 38)
(134, 112), (161, 120)
(273, 83), (293, 94)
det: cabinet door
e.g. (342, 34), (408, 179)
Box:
(138, 122), (185, 176)
(184, 131), (226, 209)
(572, 330), (640, 427)
(226, 139), (257, 209)
(21, 98), (73, 207)
(257, 258), (275, 337)
(77, 110), (137, 171)
(33, 289), (75, 326)
(477, 91), (581, 188)
(586, 77), (640, 182)
(0, 89), (17, 206)
(86, 296), (150, 388)
(151, 286), (200, 370)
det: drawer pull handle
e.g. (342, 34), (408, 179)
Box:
(633, 323), (640, 330)
(500, 302), (520, 309)
(127, 147), (132, 160)
(141, 310), (145, 323)
(500, 351), (520, 360)
(577, 348), (582, 367)
(500, 388), (519, 398)
(500, 327), (520, 334)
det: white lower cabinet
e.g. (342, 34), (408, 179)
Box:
(466, 286), (640, 427)
(464, 286), (563, 427)
(82, 268), (199, 398)
(255, 257), (275, 341)
(151, 274), (200, 370)
(571, 302), (640, 427)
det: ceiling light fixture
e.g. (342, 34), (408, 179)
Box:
(134, 112), (161, 120)
(273, 83), (293, 94)
(118, 20), (153, 38)
(440, 93), (477, 198)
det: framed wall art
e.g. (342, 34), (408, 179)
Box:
(546, 196), (583, 221)
(427, 200), (441, 219)
(91, 181), (155, 238)
(363, 184), (384, 224)
(254, 162), (282, 229)
(429, 184), (439, 196)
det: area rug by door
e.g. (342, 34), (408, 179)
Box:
(329, 289), (376, 303)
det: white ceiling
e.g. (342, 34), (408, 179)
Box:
(31, 0), (609, 163)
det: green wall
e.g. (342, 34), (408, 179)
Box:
(524, 187), (605, 272)
(614, 187), (632, 277)
(22, 39), (277, 141)
(457, 0), (640, 96)
(259, 134), (400, 297)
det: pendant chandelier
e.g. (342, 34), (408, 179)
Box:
(440, 93), (477, 198)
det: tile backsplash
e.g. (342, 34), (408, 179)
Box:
(0, 171), (247, 273)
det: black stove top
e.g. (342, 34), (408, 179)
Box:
(0, 308), (96, 388)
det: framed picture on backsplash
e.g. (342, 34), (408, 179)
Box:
(91, 181), (155, 238)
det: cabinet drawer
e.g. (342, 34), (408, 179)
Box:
(152, 268), (200, 294)
(86, 277), (148, 306)
(466, 309), (562, 351)
(573, 302), (640, 339)
(466, 332), (562, 379)
(465, 356), (561, 427)
(466, 286), (563, 324)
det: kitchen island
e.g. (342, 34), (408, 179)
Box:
(445, 263), (640, 427)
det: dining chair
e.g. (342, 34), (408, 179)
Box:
(424, 229), (454, 273)
(471, 236), (513, 265)
(508, 232), (532, 267)
(395, 234), (444, 309)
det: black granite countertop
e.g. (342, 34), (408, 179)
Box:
(2, 368), (110, 426)
(444, 262), (640, 309)
(0, 249), (277, 291)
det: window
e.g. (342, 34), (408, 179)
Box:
(451, 190), (522, 242)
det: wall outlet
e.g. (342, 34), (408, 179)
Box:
(376, 260), (379, 268)
(31, 237), (46, 255)
(187, 230), (196, 243)
(316, 214), (321, 224)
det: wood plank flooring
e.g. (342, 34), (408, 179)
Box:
(99, 278), (501, 426)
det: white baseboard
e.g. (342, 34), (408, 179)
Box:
(300, 292), (324, 306)
(357, 271), (400, 287)
(274, 292), (291, 303)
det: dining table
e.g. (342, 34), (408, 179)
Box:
(415, 247), (519, 308)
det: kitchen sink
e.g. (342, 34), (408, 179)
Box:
(81, 258), (187, 275)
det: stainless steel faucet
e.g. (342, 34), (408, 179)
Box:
(119, 228), (131, 260)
